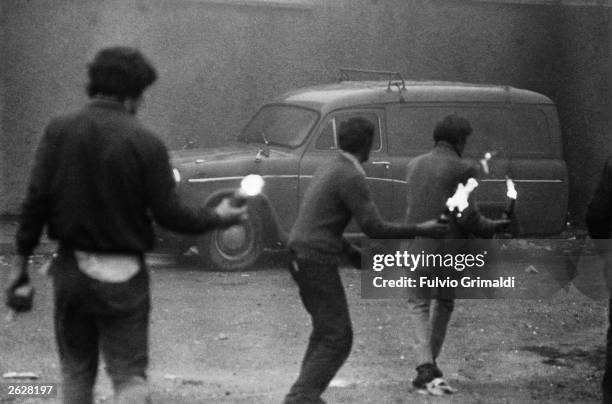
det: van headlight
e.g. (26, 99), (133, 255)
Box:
(172, 168), (181, 183)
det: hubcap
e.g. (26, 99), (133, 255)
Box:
(215, 223), (253, 260)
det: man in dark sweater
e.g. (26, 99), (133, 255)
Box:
(284, 117), (448, 404)
(5, 47), (246, 404)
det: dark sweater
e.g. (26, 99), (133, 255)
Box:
(405, 141), (501, 238)
(17, 99), (221, 256)
(288, 152), (418, 263)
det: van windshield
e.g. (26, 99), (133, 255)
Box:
(238, 105), (319, 148)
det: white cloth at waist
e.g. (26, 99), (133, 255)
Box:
(74, 250), (141, 283)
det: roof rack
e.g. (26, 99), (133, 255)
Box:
(338, 68), (406, 90)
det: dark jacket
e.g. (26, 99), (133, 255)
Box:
(288, 152), (420, 264)
(17, 99), (221, 256)
(405, 141), (500, 238)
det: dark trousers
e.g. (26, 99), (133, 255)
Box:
(284, 257), (353, 404)
(604, 299), (612, 404)
(51, 250), (150, 404)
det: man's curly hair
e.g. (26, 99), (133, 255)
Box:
(433, 114), (472, 146)
(338, 117), (374, 155)
(86, 46), (157, 101)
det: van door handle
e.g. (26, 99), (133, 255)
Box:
(371, 161), (390, 166)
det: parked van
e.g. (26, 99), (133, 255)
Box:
(170, 69), (568, 270)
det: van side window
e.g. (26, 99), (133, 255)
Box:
(509, 109), (551, 156)
(315, 112), (382, 151)
(335, 112), (382, 152)
(391, 106), (510, 157)
(315, 120), (337, 150)
(390, 107), (441, 155)
(461, 108), (509, 157)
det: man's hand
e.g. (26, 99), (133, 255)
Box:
(5, 256), (34, 314)
(415, 219), (449, 238)
(214, 197), (248, 227)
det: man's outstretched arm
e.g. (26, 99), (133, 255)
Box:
(341, 174), (447, 239)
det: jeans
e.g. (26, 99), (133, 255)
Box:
(410, 297), (455, 367)
(284, 257), (353, 404)
(51, 249), (151, 404)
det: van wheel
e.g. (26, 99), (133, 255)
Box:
(197, 215), (263, 271)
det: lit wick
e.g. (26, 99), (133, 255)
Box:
(503, 177), (517, 219)
(480, 152), (493, 175)
(439, 178), (479, 223)
(231, 174), (265, 207)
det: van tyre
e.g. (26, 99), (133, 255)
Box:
(197, 214), (263, 271)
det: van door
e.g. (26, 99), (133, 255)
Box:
(299, 109), (394, 234)
(504, 106), (568, 235)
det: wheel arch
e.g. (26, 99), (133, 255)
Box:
(204, 188), (287, 249)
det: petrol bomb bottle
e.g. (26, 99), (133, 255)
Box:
(6, 283), (34, 322)
(502, 177), (517, 220)
(231, 174), (265, 207)
(11, 284), (34, 311)
(479, 151), (495, 175)
(439, 178), (479, 224)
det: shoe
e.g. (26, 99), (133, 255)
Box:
(282, 395), (326, 404)
(412, 363), (440, 389)
(424, 377), (457, 395)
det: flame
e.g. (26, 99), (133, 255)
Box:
(446, 178), (479, 213)
(239, 174), (265, 197)
(506, 177), (517, 200)
(479, 151), (499, 175)
(479, 152), (493, 175)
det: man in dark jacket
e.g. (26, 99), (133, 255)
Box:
(283, 117), (448, 404)
(403, 114), (509, 395)
(586, 155), (612, 404)
(5, 47), (246, 404)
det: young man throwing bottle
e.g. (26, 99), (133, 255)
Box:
(283, 117), (448, 404)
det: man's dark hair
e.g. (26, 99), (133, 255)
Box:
(433, 114), (472, 145)
(338, 117), (375, 155)
(86, 46), (157, 101)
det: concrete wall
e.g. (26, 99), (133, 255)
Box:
(555, 7), (612, 223)
(0, 1), (3, 211)
(0, 0), (610, 223)
(0, 0), (5, 213)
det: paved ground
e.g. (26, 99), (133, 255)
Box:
(0, 221), (610, 403)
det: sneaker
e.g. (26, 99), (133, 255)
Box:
(412, 363), (440, 389)
(425, 377), (458, 395)
(282, 395), (326, 404)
